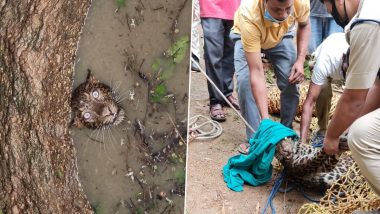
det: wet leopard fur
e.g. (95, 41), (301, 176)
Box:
(275, 138), (354, 190)
(71, 70), (125, 129)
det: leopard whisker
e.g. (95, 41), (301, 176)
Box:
(116, 96), (129, 103)
(107, 129), (118, 151)
(102, 139), (113, 162)
(83, 129), (99, 153)
(95, 129), (104, 144)
(97, 129), (113, 163)
(115, 81), (122, 91)
(114, 92), (129, 101)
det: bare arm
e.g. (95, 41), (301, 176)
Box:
(323, 88), (368, 154)
(360, 78), (380, 116)
(245, 51), (269, 120)
(300, 82), (322, 143)
(289, 19), (311, 84)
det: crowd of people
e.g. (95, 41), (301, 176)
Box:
(192, 0), (380, 200)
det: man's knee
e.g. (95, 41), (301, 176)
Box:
(277, 81), (299, 97)
(348, 116), (368, 152)
(237, 73), (251, 96)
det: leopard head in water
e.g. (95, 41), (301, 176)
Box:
(71, 70), (125, 129)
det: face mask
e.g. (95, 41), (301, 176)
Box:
(264, 9), (285, 23)
(264, 2), (289, 24)
(331, 0), (349, 28)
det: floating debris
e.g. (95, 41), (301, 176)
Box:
(112, 168), (117, 176)
(129, 89), (135, 101)
(125, 171), (134, 182)
(157, 191), (167, 200)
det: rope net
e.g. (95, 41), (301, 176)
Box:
(267, 84), (339, 119)
(298, 161), (380, 213)
(268, 83), (380, 213)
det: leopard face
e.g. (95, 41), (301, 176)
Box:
(71, 70), (125, 129)
(275, 138), (353, 190)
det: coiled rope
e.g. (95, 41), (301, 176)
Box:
(188, 115), (223, 140)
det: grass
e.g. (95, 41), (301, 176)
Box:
(150, 36), (189, 103)
(151, 84), (168, 103)
(174, 167), (186, 185)
(264, 59), (313, 84)
(94, 203), (105, 214)
(116, 0), (126, 8)
(304, 59), (312, 80)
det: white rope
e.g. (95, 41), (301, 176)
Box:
(191, 57), (256, 134)
(189, 115), (223, 140)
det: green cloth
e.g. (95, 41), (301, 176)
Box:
(223, 119), (298, 192)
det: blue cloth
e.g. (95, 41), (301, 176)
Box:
(223, 119), (299, 192)
(230, 32), (299, 139)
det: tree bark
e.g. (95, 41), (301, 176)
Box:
(0, 0), (92, 213)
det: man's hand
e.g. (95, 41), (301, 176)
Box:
(323, 135), (340, 154)
(289, 60), (305, 84)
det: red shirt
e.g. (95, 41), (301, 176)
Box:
(200, 0), (241, 20)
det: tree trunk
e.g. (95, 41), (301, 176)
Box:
(0, 0), (92, 213)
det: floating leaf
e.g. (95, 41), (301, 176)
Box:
(166, 36), (189, 63)
(94, 203), (105, 214)
(175, 168), (186, 184)
(155, 84), (166, 95)
(173, 49), (186, 63)
(151, 84), (168, 103)
(159, 61), (176, 80)
(116, 0), (126, 8)
(151, 58), (162, 73)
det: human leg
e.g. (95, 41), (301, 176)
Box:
(348, 108), (380, 197)
(315, 80), (333, 135)
(308, 16), (323, 54)
(230, 32), (260, 138)
(222, 20), (240, 110)
(264, 34), (298, 128)
(202, 18), (227, 121)
(221, 20), (235, 98)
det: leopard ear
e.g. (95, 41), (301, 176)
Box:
(86, 69), (99, 84)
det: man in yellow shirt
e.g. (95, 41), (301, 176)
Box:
(230, 0), (311, 138)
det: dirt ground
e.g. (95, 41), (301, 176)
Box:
(185, 69), (311, 214)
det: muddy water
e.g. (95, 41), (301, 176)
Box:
(71, 0), (191, 213)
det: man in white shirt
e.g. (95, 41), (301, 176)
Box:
(321, 0), (380, 196)
(300, 33), (349, 144)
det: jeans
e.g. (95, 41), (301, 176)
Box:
(308, 16), (343, 54)
(201, 18), (235, 105)
(230, 32), (299, 138)
(316, 79), (333, 135)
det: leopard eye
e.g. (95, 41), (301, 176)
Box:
(92, 90), (99, 98)
(83, 112), (91, 119)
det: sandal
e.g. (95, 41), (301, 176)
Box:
(226, 95), (240, 110)
(210, 103), (226, 122)
(238, 142), (250, 155)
